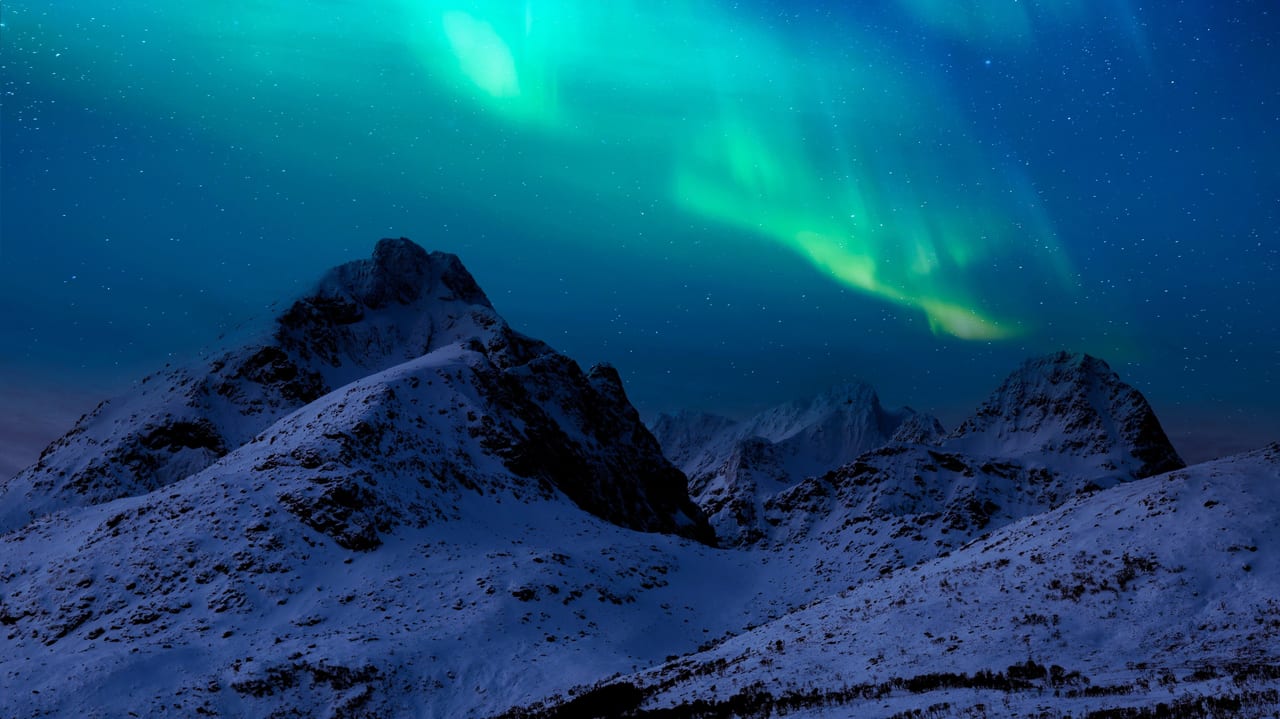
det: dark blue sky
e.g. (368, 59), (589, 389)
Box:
(2, 0), (1277, 474)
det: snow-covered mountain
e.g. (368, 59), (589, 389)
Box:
(758, 352), (1186, 583)
(0, 239), (508, 532)
(512, 442), (1280, 719)
(650, 351), (1179, 551)
(0, 343), (722, 717)
(1, 238), (729, 717)
(0, 239), (708, 541)
(947, 350), (1186, 479)
(2, 238), (1275, 719)
(650, 383), (940, 544)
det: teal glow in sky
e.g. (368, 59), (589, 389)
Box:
(2, 0), (1277, 467)
(412, 0), (1075, 339)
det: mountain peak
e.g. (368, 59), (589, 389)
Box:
(302, 237), (490, 315)
(653, 380), (937, 545)
(807, 381), (881, 410)
(1020, 349), (1108, 375)
(274, 238), (508, 374)
(369, 236), (433, 298)
(743, 381), (886, 443)
(3, 239), (710, 544)
(587, 363), (625, 398)
(1, 238), (512, 530)
(889, 410), (946, 445)
(950, 350), (1184, 478)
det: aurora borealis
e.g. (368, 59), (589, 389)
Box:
(2, 0), (1277, 468)
(415, 0), (1073, 339)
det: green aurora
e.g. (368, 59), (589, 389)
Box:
(13, 0), (1101, 340)
(413, 0), (1075, 339)
(4, 0), (1278, 470)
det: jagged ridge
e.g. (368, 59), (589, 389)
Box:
(651, 383), (944, 545)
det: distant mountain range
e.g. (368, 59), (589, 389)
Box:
(2, 239), (1276, 718)
(651, 381), (942, 545)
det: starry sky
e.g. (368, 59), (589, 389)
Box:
(2, 0), (1277, 474)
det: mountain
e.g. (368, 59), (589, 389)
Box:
(3, 238), (1272, 719)
(512, 442), (1280, 719)
(1, 238), (734, 718)
(760, 352), (1186, 576)
(947, 351), (1185, 479)
(650, 383), (940, 544)
(0, 239), (709, 542)
(0, 239), (501, 532)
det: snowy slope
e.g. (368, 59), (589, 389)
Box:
(3, 238), (1271, 719)
(650, 384), (940, 545)
(0, 239), (737, 718)
(0, 239), (539, 533)
(510, 443), (1280, 718)
(0, 338), (733, 718)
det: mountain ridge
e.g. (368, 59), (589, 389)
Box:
(0, 239), (520, 532)
(0, 238), (711, 543)
(2, 238), (1273, 719)
(650, 382), (940, 545)
(529, 441), (1280, 719)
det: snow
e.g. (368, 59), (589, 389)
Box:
(0, 239), (519, 535)
(650, 383), (942, 545)
(2, 241), (1276, 719)
(611, 444), (1280, 718)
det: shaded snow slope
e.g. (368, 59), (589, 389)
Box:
(0, 239), (729, 718)
(0, 340), (727, 718)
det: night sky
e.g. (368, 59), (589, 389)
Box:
(2, 0), (1277, 475)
